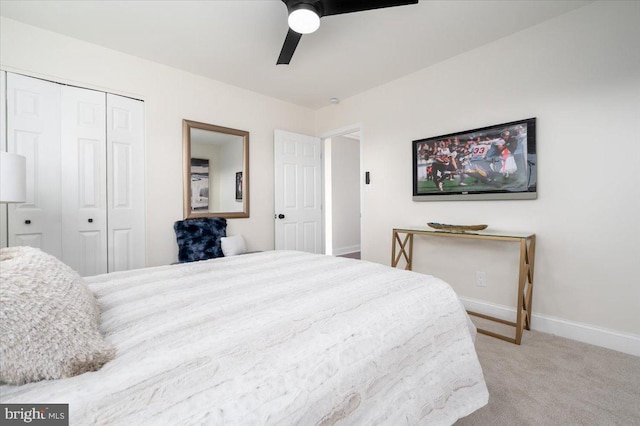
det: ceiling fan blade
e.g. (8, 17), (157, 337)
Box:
(322, 0), (418, 16)
(277, 28), (303, 65)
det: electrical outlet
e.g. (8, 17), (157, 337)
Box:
(476, 271), (487, 287)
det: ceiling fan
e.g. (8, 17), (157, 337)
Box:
(277, 0), (419, 65)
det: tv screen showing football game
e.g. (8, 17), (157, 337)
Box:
(412, 118), (537, 201)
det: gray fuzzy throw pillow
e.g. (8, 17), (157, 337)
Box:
(0, 246), (115, 385)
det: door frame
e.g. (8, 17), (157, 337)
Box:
(320, 123), (363, 256)
(1, 71), (7, 248)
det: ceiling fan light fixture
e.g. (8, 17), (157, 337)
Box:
(288, 4), (320, 34)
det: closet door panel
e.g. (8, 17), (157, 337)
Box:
(7, 73), (62, 258)
(61, 86), (107, 276)
(112, 228), (132, 271)
(107, 94), (145, 271)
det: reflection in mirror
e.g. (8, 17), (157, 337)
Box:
(183, 120), (249, 219)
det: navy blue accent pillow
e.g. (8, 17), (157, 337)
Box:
(173, 217), (227, 263)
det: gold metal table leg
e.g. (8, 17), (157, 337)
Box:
(392, 231), (413, 270)
(391, 228), (535, 345)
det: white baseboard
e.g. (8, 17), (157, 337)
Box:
(333, 245), (361, 256)
(460, 297), (640, 357)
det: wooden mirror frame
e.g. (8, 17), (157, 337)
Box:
(182, 119), (249, 219)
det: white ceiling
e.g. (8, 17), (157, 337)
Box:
(0, 0), (592, 109)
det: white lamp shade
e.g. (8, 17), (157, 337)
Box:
(288, 7), (320, 34)
(0, 151), (27, 203)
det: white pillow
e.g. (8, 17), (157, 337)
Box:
(221, 235), (247, 256)
(0, 246), (115, 385)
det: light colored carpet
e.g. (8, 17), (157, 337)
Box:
(337, 252), (361, 259)
(456, 324), (640, 425)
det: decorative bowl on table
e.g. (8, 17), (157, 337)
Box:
(427, 222), (488, 232)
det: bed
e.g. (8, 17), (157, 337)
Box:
(0, 249), (488, 425)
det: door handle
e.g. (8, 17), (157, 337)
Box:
(88, 218), (93, 223)
(25, 220), (31, 225)
(275, 214), (285, 219)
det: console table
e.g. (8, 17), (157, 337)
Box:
(391, 226), (536, 345)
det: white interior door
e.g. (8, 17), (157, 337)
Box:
(61, 85), (108, 276)
(106, 93), (146, 271)
(6, 73), (62, 257)
(274, 129), (323, 253)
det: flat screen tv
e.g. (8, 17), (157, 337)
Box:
(412, 118), (537, 201)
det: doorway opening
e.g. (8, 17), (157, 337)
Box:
(323, 127), (362, 259)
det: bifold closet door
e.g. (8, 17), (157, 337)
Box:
(4, 73), (145, 275)
(61, 86), (108, 276)
(106, 94), (145, 272)
(6, 73), (63, 257)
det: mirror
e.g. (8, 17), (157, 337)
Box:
(183, 120), (249, 219)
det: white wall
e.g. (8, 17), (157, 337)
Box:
(316, 1), (640, 351)
(218, 141), (244, 212)
(331, 135), (361, 255)
(0, 17), (315, 266)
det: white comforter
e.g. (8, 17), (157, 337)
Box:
(1, 251), (488, 425)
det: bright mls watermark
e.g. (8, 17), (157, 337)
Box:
(1, 404), (68, 425)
